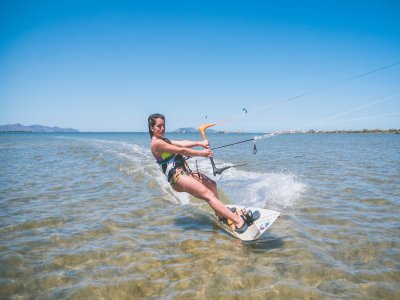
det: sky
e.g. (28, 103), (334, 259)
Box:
(0, 0), (399, 132)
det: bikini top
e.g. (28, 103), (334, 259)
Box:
(153, 138), (186, 181)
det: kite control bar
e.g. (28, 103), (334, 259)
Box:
(199, 123), (233, 176)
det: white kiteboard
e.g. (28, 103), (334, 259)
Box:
(211, 205), (280, 241)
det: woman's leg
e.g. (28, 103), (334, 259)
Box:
(173, 173), (244, 229)
(189, 172), (218, 198)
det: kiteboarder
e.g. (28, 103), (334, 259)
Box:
(148, 113), (249, 233)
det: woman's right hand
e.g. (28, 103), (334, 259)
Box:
(201, 149), (213, 158)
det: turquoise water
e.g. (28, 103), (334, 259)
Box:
(1, 132), (399, 299)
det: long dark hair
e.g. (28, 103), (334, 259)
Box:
(148, 113), (165, 138)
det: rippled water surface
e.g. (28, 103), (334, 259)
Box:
(1, 132), (399, 299)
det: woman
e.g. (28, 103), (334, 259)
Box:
(148, 113), (250, 233)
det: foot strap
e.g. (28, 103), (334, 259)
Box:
(242, 209), (260, 225)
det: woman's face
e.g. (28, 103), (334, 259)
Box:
(152, 117), (165, 138)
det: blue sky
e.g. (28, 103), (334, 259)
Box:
(0, 0), (399, 132)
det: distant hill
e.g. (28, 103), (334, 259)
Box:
(0, 123), (79, 132)
(173, 127), (218, 133)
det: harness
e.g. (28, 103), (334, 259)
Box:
(157, 153), (189, 182)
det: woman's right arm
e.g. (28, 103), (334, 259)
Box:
(152, 139), (212, 158)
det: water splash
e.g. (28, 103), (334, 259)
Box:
(80, 138), (305, 208)
(184, 157), (306, 209)
(84, 138), (191, 205)
(216, 167), (306, 210)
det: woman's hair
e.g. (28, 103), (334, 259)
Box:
(148, 113), (165, 137)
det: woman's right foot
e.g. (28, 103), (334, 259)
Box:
(243, 210), (260, 225)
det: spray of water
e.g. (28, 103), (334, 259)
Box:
(81, 138), (306, 209)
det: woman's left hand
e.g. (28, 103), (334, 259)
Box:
(200, 140), (210, 149)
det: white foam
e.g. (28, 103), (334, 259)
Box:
(185, 157), (306, 209)
(213, 164), (306, 210)
(78, 138), (305, 208)
(84, 139), (191, 205)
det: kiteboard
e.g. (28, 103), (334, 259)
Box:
(211, 205), (280, 241)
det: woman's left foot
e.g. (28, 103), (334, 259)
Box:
(235, 217), (248, 233)
(218, 207), (237, 224)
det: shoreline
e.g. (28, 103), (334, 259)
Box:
(0, 129), (399, 134)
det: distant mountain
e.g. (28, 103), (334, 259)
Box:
(0, 123), (79, 132)
(173, 127), (198, 133)
(173, 127), (218, 133)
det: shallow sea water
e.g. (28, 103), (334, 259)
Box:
(0, 132), (399, 299)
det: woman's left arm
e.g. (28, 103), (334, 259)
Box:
(170, 139), (209, 149)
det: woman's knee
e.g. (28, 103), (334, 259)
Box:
(175, 176), (209, 197)
(190, 185), (215, 202)
(190, 184), (214, 201)
(201, 188), (216, 202)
